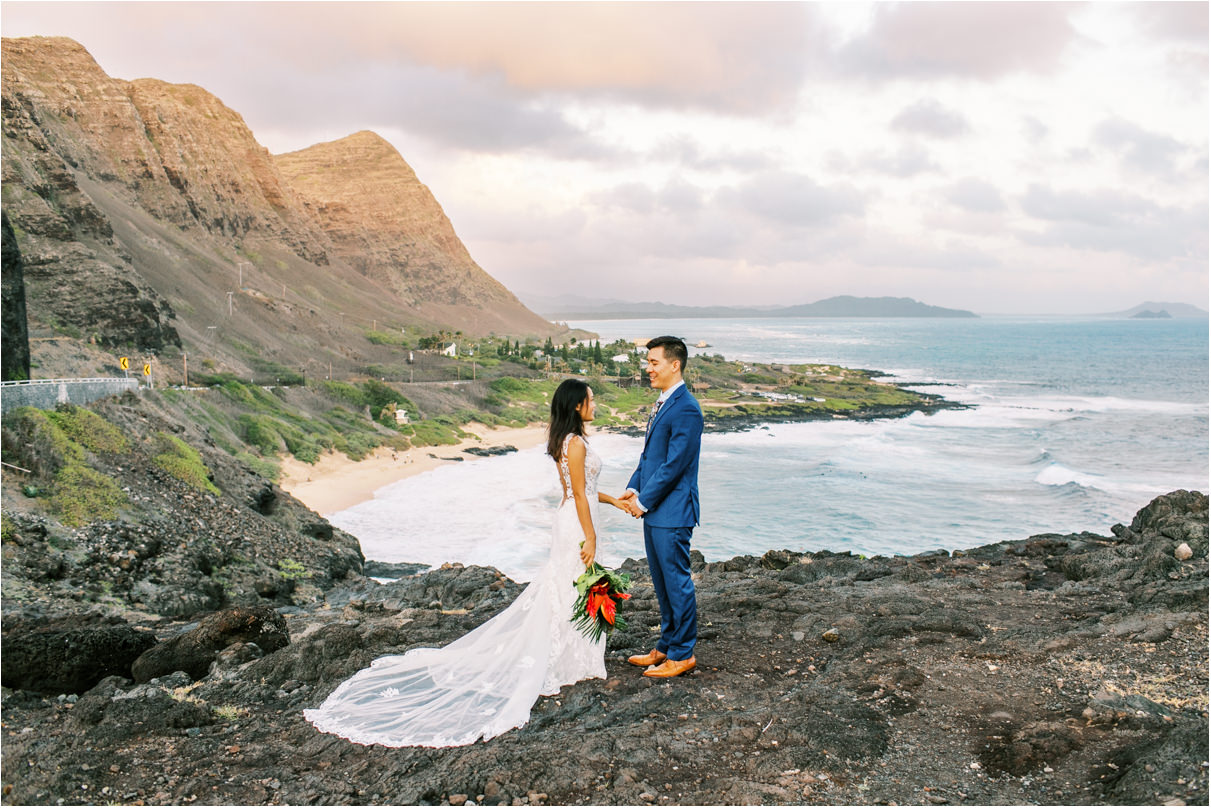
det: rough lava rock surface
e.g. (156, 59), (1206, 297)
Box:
(1, 491), (1206, 806)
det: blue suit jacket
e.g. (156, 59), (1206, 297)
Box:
(627, 384), (703, 528)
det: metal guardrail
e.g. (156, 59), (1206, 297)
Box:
(0, 377), (140, 387)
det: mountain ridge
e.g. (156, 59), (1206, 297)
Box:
(0, 35), (556, 381)
(274, 131), (550, 335)
(529, 294), (979, 320)
(1108, 301), (1208, 318)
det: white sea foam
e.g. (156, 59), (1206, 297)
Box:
(1034, 462), (1105, 490)
(1033, 395), (1205, 415)
(330, 434), (643, 582)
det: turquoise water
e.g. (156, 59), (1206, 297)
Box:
(333, 316), (1208, 581)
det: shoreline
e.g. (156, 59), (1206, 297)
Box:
(279, 393), (965, 517)
(278, 422), (548, 515)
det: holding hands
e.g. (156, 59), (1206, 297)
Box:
(616, 491), (644, 519)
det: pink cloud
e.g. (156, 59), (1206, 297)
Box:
(1133, 1), (1209, 42)
(246, 1), (820, 115)
(839, 2), (1077, 79)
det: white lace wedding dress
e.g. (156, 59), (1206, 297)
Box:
(304, 434), (607, 747)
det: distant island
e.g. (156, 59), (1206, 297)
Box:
(1109, 301), (1208, 318)
(531, 295), (979, 320)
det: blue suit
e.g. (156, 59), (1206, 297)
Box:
(627, 383), (702, 661)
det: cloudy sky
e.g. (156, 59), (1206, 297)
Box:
(3, 1), (1207, 313)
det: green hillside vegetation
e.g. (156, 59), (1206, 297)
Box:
(151, 431), (220, 495)
(161, 338), (942, 482)
(684, 355), (938, 427)
(2, 406), (130, 526)
(4, 333), (943, 528)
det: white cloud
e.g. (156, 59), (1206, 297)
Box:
(864, 143), (940, 178)
(943, 178), (1007, 214)
(1093, 116), (1191, 181)
(836, 2), (1077, 79)
(718, 172), (866, 228)
(890, 99), (971, 139)
(1020, 184), (1206, 262)
(0, 0), (1205, 313)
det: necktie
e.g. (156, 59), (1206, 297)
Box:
(646, 397), (664, 431)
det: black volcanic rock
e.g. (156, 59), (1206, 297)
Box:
(131, 605), (290, 683)
(0, 491), (1205, 806)
(362, 560), (428, 579)
(463, 445), (518, 457)
(0, 393), (367, 621)
(1, 621), (156, 694)
(1, 211), (31, 381)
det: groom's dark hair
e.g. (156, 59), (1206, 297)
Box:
(647, 335), (688, 373)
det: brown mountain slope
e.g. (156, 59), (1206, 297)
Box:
(1, 36), (555, 378)
(275, 132), (551, 336)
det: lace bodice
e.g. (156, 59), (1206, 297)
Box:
(558, 434), (601, 504)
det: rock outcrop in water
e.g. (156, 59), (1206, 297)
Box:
(1, 491), (1205, 806)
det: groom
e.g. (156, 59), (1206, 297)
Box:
(619, 336), (703, 678)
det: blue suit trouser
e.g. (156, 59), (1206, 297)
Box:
(644, 523), (697, 661)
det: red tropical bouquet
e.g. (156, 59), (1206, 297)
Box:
(571, 563), (633, 642)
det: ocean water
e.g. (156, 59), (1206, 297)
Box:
(331, 316), (1208, 582)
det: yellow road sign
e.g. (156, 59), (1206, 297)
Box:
(119, 356), (130, 370)
(142, 363), (151, 376)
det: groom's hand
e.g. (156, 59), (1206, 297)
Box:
(618, 491), (643, 518)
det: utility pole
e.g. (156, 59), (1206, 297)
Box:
(183, 352), (188, 387)
(227, 291), (234, 316)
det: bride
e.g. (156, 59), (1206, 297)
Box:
(304, 378), (630, 747)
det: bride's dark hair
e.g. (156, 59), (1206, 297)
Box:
(547, 378), (591, 461)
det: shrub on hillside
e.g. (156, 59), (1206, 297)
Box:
(239, 414), (284, 455)
(48, 465), (127, 526)
(151, 432), (220, 495)
(46, 405), (129, 455)
(2, 407), (130, 526)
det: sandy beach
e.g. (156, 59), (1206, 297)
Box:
(279, 422), (547, 516)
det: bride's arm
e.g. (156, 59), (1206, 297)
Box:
(565, 436), (597, 567)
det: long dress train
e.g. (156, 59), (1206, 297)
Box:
(303, 434), (606, 747)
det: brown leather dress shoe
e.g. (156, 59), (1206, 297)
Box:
(643, 656), (696, 678)
(627, 649), (667, 667)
